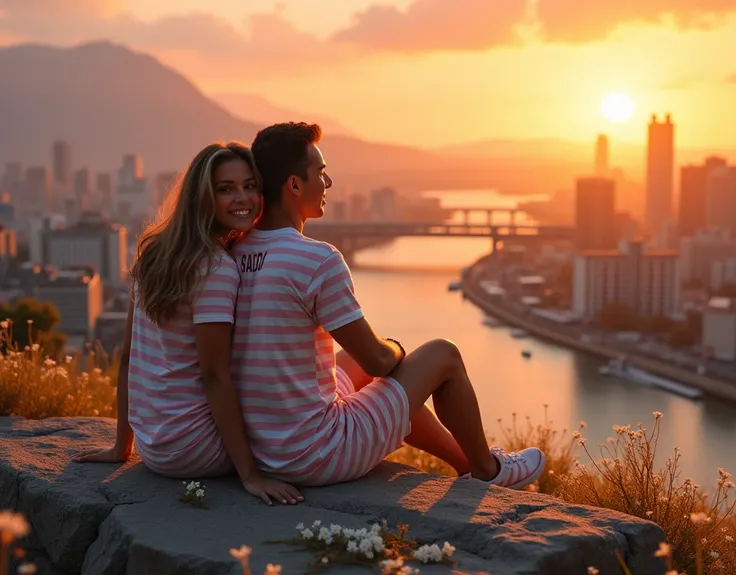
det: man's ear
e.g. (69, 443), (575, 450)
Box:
(287, 176), (300, 195)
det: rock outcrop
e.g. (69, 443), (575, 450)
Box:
(0, 417), (667, 574)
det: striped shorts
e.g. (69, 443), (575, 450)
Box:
(134, 424), (232, 479)
(290, 367), (412, 486)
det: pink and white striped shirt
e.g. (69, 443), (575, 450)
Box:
(128, 251), (240, 477)
(231, 228), (365, 480)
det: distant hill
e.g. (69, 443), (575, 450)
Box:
(0, 42), (443, 192)
(210, 92), (356, 138)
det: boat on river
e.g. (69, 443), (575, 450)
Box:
(599, 357), (703, 400)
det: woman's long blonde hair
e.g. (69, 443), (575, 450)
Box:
(130, 141), (259, 325)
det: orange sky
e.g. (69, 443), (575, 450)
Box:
(1, 0), (734, 150)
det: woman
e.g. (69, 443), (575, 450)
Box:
(73, 142), (302, 506)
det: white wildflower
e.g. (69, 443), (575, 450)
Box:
(318, 527), (330, 541)
(330, 523), (342, 535)
(690, 512), (707, 525)
(195, 489), (204, 498)
(710, 551), (719, 559)
(442, 541), (456, 557)
(295, 522), (304, 530)
(346, 541), (358, 553)
(301, 528), (314, 540)
(265, 564), (281, 575)
(321, 557), (329, 564)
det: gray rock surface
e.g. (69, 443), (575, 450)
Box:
(0, 417), (668, 575)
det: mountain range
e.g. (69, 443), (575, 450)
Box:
(0, 41), (731, 197)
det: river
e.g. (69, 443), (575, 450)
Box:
(347, 190), (736, 489)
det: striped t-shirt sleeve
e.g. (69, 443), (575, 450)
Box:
(307, 251), (364, 332)
(192, 254), (240, 325)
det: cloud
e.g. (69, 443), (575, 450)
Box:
(536, 0), (736, 43)
(334, 0), (528, 51)
(0, 7), (352, 76)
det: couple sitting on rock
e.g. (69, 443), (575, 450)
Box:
(73, 123), (545, 505)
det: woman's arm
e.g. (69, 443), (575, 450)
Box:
(194, 322), (302, 505)
(73, 298), (134, 462)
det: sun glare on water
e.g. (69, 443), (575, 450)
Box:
(601, 92), (635, 123)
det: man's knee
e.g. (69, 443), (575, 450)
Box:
(420, 339), (463, 372)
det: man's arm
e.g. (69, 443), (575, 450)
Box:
(308, 251), (406, 378)
(330, 319), (405, 378)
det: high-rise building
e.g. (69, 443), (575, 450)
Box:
(52, 140), (72, 187)
(678, 157), (727, 238)
(575, 177), (617, 251)
(96, 172), (113, 217)
(370, 187), (398, 221)
(24, 166), (51, 217)
(680, 229), (736, 289)
(707, 165), (736, 238)
(702, 297), (736, 361)
(73, 168), (90, 199)
(645, 114), (675, 238)
(595, 134), (609, 176)
(572, 240), (680, 320)
(38, 211), (128, 286)
(116, 154), (148, 222)
(33, 266), (103, 338)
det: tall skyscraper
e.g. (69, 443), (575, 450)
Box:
(595, 134), (609, 176)
(707, 165), (736, 238)
(678, 156), (727, 238)
(575, 177), (617, 251)
(645, 114), (675, 239)
(24, 166), (51, 216)
(52, 140), (72, 187)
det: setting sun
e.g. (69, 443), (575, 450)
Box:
(601, 92), (635, 124)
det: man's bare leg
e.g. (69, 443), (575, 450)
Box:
(336, 350), (471, 475)
(389, 339), (500, 481)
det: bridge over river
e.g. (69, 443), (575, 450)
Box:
(304, 208), (574, 264)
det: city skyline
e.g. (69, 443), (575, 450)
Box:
(0, 1), (734, 149)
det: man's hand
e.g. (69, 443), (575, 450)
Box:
(72, 445), (130, 464)
(242, 474), (304, 506)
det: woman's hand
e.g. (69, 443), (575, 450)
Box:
(72, 445), (131, 464)
(242, 474), (304, 506)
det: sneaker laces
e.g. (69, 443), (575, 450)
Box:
(491, 447), (525, 465)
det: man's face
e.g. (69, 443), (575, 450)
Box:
(297, 143), (332, 220)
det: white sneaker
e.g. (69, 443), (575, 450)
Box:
(459, 447), (545, 490)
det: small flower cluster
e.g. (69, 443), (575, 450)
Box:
(298, 520), (386, 560)
(179, 481), (206, 508)
(279, 520), (456, 574)
(413, 541), (455, 564)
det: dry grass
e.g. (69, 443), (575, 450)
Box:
(558, 414), (735, 575)
(391, 409), (735, 575)
(0, 326), (118, 419)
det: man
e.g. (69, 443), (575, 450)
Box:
(231, 122), (544, 488)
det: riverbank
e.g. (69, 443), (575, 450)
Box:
(461, 255), (736, 405)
